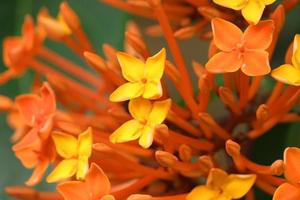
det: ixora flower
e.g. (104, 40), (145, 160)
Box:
(187, 168), (256, 200)
(57, 163), (113, 200)
(110, 98), (171, 148)
(273, 147), (300, 200)
(47, 127), (93, 183)
(12, 82), (56, 149)
(272, 34), (300, 86)
(206, 18), (274, 76)
(213, 0), (276, 24)
(109, 48), (166, 102)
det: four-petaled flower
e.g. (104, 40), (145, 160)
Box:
(206, 18), (274, 76)
(271, 34), (300, 86)
(110, 98), (171, 148)
(13, 82), (56, 149)
(213, 0), (276, 24)
(47, 127), (93, 183)
(109, 48), (166, 102)
(273, 147), (300, 200)
(57, 163), (113, 200)
(187, 168), (256, 200)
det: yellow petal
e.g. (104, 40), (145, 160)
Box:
(52, 132), (78, 159)
(109, 82), (143, 102)
(293, 34), (300, 56)
(292, 48), (300, 69)
(110, 120), (143, 144)
(117, 52), (145, 82)
(271, 64), (300, 86)
(213, 0), (247, 10)
(128, 98), (152, 122)
(145, 48), (166, 82)
(138, 126), (154, 148)
(143, 82), (162, 99)
(222, 174), (256, 199)
(148, 99), (171, 126)
(78, 127), (92, 157)
(46, 159), (78, 183)
(242, 0), (265, 24)
(186, 185), (220, 200)
(207, 168), (228, 190)
(262, 0), (276, 5)
(76, 157), (89, 180)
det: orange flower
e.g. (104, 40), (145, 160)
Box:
(206, 18), (274, 76)
(273, 147), (300, 200)
(14, 82), (56, 147)
(13, 133), (56, 186)
(2, 16), (45, 78)
(57, 163), (113, 200)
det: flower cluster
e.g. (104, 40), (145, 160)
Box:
(1, 1), (300, 200)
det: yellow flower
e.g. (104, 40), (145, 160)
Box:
(46, 127), (92, 183)
(187, 168), (256, 200)
(109, 48), (166, 102)
(272, 34), (300, 86)
(110, 98), (171, 148)
(213, 0), (276, 24)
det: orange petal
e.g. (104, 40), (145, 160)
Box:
(16, 95), (41, 126)
(243, 20), (274, 50)
(12, 128), (41, 151)
(206, 51), (242, 73)
(211, 18), (243, 51)
(57, 181), (88, 200)
(26, 160), (49, 186)
(14, 148), (39, 168)
(273, 183), (300, 200)
(86, 163), (111, 198)
(40, 82), (56, 116)
(242, 50), (270, 76)
(284, 147), (300, 185)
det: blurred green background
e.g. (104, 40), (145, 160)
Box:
(0, 0), (299, 199)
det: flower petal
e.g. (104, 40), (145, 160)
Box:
(263, 0), (276, 5)
(222, 174), (256, 198)
(273, 183), (300, 200)
(207, 168), (228, 189)
(109, 82), (143, 102)
(110, 120), (143, 144)
(243, 20), (274, 50)
(16, 95), (41, 126)
(12, 128), (40, 151)
(206, 51), (242, 73)
(145, 48), (166, 82)
(211, 18), (243, 51)
(138, 126), (154, 148)
(143, 82), (162, 99)
(78, 127), (92, 157)
(129, 98), (152, 122)
(40, 82), (56, 116)
(76, 157), (89, 180)
(242, 0), (265, 24)
(148, 99), (171, 125)
(242, 50), (271, 76)
(117, 52), (145, 82)
(271, 64), (300, 86)
(284, 147), (300, 184)
(212, 0), (247, 10)
(86, 163), (111, 198)
(57, 181), (88, 200)
(292, 35), (300, 69)
(51, 131), (78, 159)
(186, 185), (220, 200)
(26, 160), (48, 186)
(46, 159), (78, 183)
(14, 148), (39, 168)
